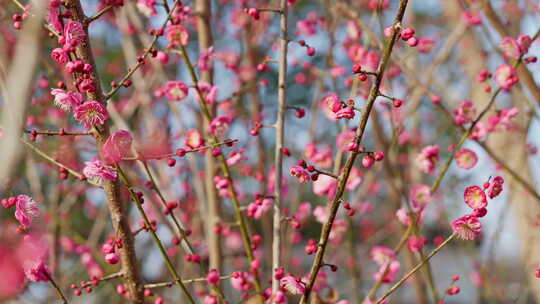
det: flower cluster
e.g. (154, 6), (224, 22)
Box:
(451, 176), (504, 240)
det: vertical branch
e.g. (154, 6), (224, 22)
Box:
(0, 0), (45, 183)
(299, 1), (409, 302)
(63, 1), (144, 302)
(272, 0), (288, 299)
(195, 0), (223, 279)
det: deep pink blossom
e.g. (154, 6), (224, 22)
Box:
(74, 101), (108, 129)
(206, 269), (220, 285)
(417, 37), (435, 53)
(51, 48), (69, 64)
(83, 159), (118, 181)
(464, 185), (488, 209)
(47, 1), (62, 33)
(407, 236), (427, 253)
(14, 195), (39, 228)
(336, 106), (355, 119)
(487, 176), (504, 199)
(102, 130), (133, 164)
(23, 259), (49, 282)
(451, 214), (482, 240)
(63, 21), (86, 47)
(517, 34), (532, 54)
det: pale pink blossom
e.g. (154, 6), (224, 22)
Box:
(451, 214), (482, 240)
(452, 100), (476, 126)
(246, 198), (272, 219)
(487, 107), (518, 131)
(296, 202), (312, 222)
(320, 94), (340, 120)
(312, 174), (337, 199)
(230, 271), (252, 291)
(470, 121), (487, 140)
(455, 149), (478, 169)
(494, 64), (518, 90)
(313, 206), (328, 223)
(166, 25), (189, 47)
(83, 159), (118, 181)
(209, 116), (231, 137)
(185, 129), (204, 149)
(370, 246), (396, 266)
(204, 295), (218, 304)
(51, 89), (83, 111)
(415, 145), (440, 174)
(136, 0), (157, 17)
(226, 149), (246, 166)
(164, 81), (189, 101)
(198, 47), (214, 72)
(290, 165), (310, 183)
(280, 275), (305, 295)
(346, 167), (363, 191)
(374, 260), (400, 283)
(304, 143), (333, 169)
(196, 82), (218, 104)
(409, 184), (432, 211)
(14, 195), (39, 228)
(102, 130), (133, 164)
(336, 129), (356, 152)
(74, 101), (108, 129)
(500, 37), (522, 59)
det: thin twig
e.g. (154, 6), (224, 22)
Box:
(375, 234), (456, 303)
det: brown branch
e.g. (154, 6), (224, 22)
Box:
(64, 0), (145, 301)
(299, 1), (410, 302)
